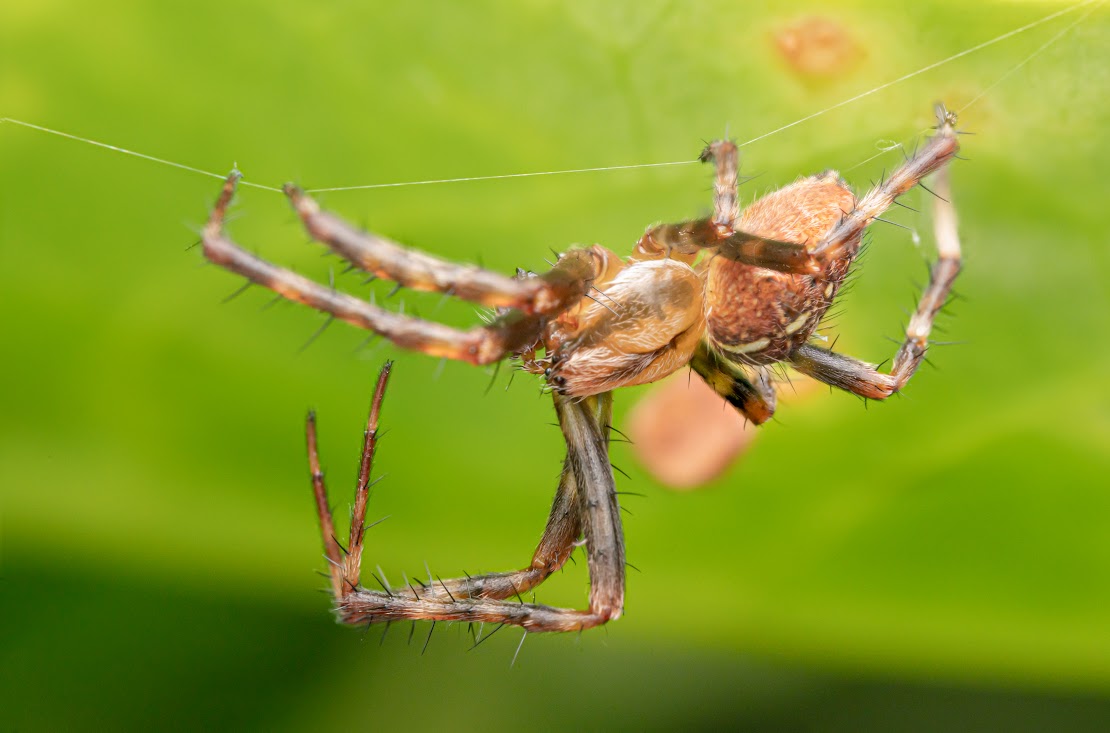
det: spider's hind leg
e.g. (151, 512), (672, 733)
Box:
(790, 163), (962, 398)
(811, 104), (960, 265)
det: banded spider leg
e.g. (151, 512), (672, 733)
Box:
(309, 362), (624, 633)
(789, 163), (962, 398)
(202, 174), (604, 366)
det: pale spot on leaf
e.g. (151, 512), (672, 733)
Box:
(775, 16), (863, 78)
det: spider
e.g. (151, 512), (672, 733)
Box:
(202, 104), (963, 635)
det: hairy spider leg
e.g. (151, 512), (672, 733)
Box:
(203, 172), (596, 365)
(307, 363), (584, 608)
(308, 362), (393, 599)
(315, 391), (625, 633)
(810, 104), (959, 264)
(704, 139), (740, 228)
(626, 135), (821, 274)
(790, 164), (962, 398)
(283, 184), (596, 316)
(689, 342), (777, 424)
(632, 216), (818, 274)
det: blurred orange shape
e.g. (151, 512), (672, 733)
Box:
(626, 373), (756, 491)
(775, 16), (863, 78)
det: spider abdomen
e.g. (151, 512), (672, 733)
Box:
(704, 173), (860, 365)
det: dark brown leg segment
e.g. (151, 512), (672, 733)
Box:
(632, 217), (819, 275)
(790, 165), (962, 399)
(283, 184), (596, 316)
(203, 173), (555, 365)
(312, 384), (625, 633)
(691, 341), (776, 424)
(631, 138), (821, 274)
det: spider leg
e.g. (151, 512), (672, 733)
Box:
(308, 362), (394, 599)
(315, 389), (624, 633)
(283, 185), (595, 316)
(632, 217), (820, 274)
(630, 142), (820, 275)
(690, 341), (776, 424)
(789, 165), (962, 398)
(702, 139), (740, 228)
(203, 173), (555, 365)
(309, 373), (580, 603)
(810, 104), (959, 264)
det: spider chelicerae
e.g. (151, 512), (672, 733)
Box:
(202, 104), (962, 635)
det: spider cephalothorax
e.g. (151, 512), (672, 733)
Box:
(202, 104), (963, 634)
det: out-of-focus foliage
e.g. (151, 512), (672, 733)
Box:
(2, 1), (1108, 729)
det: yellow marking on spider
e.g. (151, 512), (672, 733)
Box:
(724, 337), (771, 354)
(784, 312), (811, 335)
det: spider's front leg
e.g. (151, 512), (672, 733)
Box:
(202, 173), (606, 366)
(790, 164), (962, 398)
(282, 185), (593, 317)
(311, 368), (624, 634)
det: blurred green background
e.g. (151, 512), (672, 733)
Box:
(3, 1), (1109, 730)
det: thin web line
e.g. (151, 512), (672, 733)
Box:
(1, 0), (1100, 194)
(304, 0), (1101, 191)
(303, 159), (695, 193)
(0, 118), (282, 193)
(837, 0), (1102, 175)
(843, 140), (905, 174)
(734, 0), (1102, 149)
(958, 1), (1102, 113)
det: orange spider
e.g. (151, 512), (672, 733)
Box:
(202, 104), (962, 634)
